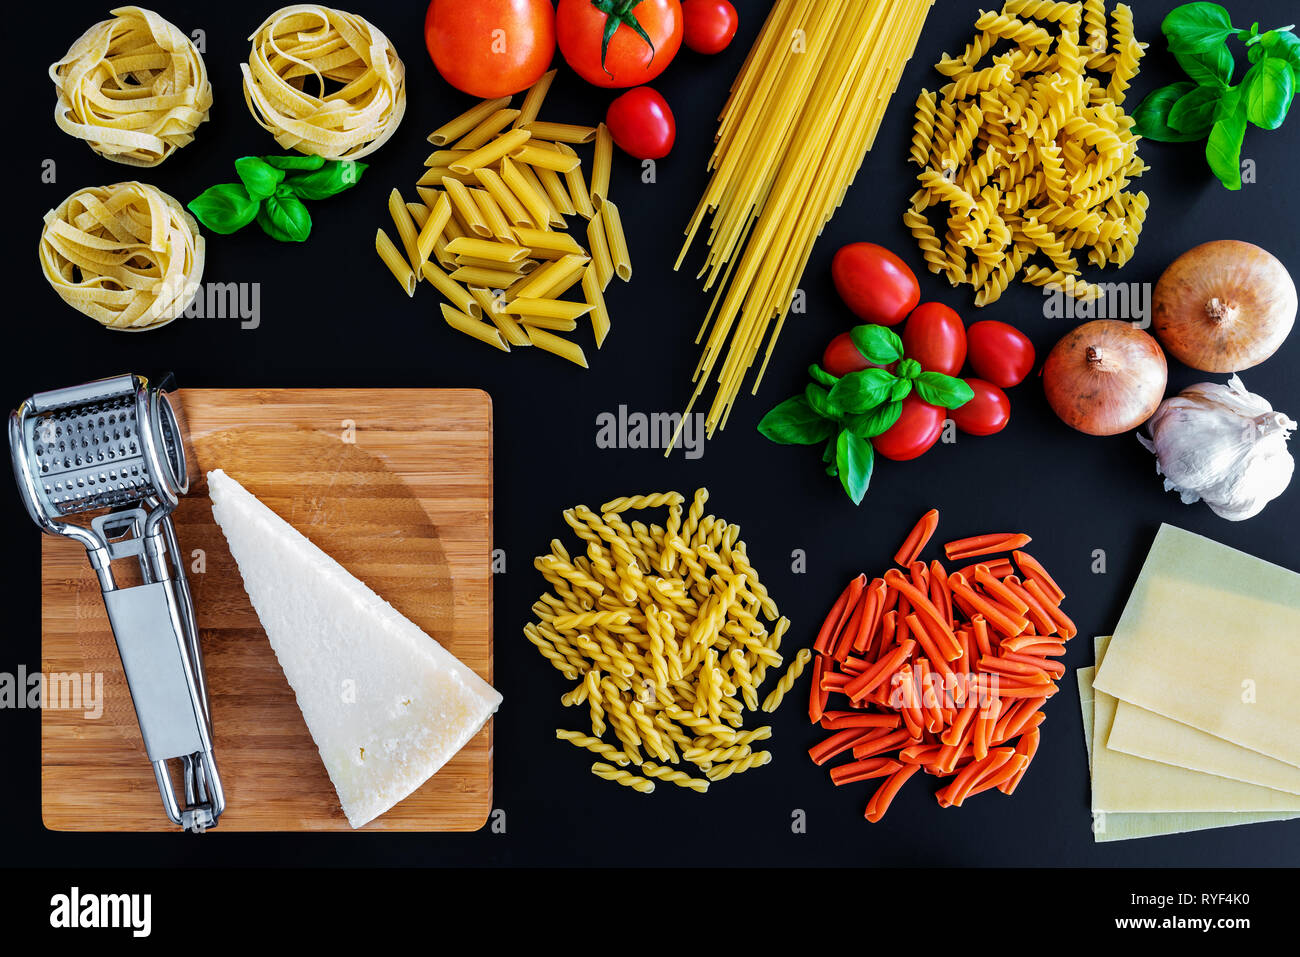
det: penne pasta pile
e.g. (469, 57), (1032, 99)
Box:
(376, 71), (631, 368)
(526, 490), (805, 795)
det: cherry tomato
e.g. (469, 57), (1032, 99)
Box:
(557, 0), (683, 88)
(606, 87), (676, 159)
(949, 379), (1011, 436)
(822, 332), (896, 377)
(966, 320), (1036, 388)
(873, 394), (945, 462)
(425, 0), (555, 98)
(682, 0), (738, 54)
(831, 243), (920, 326)
(901, 302), (967, 376)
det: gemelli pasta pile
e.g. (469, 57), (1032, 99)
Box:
(806, 510), (1075, 821)
(526, 490), (801, 794)
(907, 0), (1150, 306)
(376, 71), (631, 368)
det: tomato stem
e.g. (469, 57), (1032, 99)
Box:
(591, 0), (657, 78)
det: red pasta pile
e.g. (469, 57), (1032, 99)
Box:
(807, 510), (1076, 822)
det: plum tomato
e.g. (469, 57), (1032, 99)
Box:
(682, 0), (738, 54)
(966, 320), (1036, 388)
(901, 302), (967, 376)
(821, 332), (894, 377)
(425, 0), (555, 98)
(606, 87), (676, 159)
(872, 394), (945, 461)
(557, 0), (683, 88)
(831, 243), (920, 326)
(949, 379), (1010, 436)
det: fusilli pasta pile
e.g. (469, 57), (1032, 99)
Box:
(529, 489), (799, 794)
(907, 0), (1150, 306)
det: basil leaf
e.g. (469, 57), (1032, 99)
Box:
(808, 364), (840, 389)
(835, 430), (874, 506)
(187, 184), (259, 235)
(1174, 43), (1236, 87)
(234, 156), (284, 201)
(1168, 84), (1222, 135)
(847, 400), (903, 439)
(260, 155), (327, 171)
(895, 358), (922, 380)
(822, 436), (837, 470)
(848, 325), (904, 365)
(758, 396), (836, 445)
(285, 160), (368, 201)
(805, 382), (840, 419)
(1206, 87), (1248, 189)
(1133, 82), (1206, 141)
(828, 367), (897, 414)
(914, 372), (975, 410)
(256, 187), (313, 242)
(1242, 57), (1295, 129)
(1162, 3), (1237, 53)
(1254, 29), (1300, 81)
(890, 378), (913, 402)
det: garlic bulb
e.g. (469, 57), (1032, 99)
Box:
(1138, 376), (1295, 521)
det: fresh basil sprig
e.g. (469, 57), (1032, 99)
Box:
(1133, 3), (1298, 190)
(757, 323), (972, 505)
(188, 155), (366, 240)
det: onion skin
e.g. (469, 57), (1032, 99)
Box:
(1043, 320), (1168, 436)
(1153, 240), (1297, 373)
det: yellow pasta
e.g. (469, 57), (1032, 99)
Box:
(598, 199), (632, 282)
(415, 191), (452, 267)
(429, 96), (510, 145)
(505, 298), (593, 321)
(375, 228), (415, 297)
(582, 264), (611, 348)
(442, 177), (491, 238)
(591, 122), (613, 205)
(557, 144), (597, 219)
(499, 157), (553, 229)
(524, 121), (597, 144)
(590, 762), (654, 793)
(761, 647), (811, 713)
(51, 7), (212, 166)
(440, 303), (508, 351)
(527, 326), (589, 368)
(587, 210), (615, 290)
(420, 261), (479, 318)
(454, 109), (522, 151)
(535, 166), (578, 217)
(450, 128), (532, 174)
(472, 167), (533, 227)
(242, 5), (405, 160)
(446, 237), (530, 263)
(450, 264), (527, 288)
(514, 69), (557, 128)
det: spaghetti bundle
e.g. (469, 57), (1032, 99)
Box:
(50, 6), (212, 166)
(241, 5), (405, 160)
(675, 0), (935, 443)
(39, 182), (204, 331)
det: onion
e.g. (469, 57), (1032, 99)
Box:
(1153, 240), (1296, 373)
(1043, 320), (1168, 436)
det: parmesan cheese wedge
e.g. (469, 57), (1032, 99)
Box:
(207, 469), (502, 828)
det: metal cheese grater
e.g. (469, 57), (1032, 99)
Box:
(9, 374), (224, 832)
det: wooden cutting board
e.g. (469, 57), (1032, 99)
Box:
(40, 389), (494, 831)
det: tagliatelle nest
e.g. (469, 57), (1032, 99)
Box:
(39, 182), (205, 332)
(241, 4), (406, 160)
(49, 6), (213, 166)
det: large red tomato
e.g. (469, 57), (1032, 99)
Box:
(425, 0), (555, 98)
(872, 394), (945, 462)
(966, 320), (1036, 388)
(948, 379), (1010, 436)
(557, 0), (683, 88)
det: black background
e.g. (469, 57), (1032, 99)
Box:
(2, 0), (1298, 877)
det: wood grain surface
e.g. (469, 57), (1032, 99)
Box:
(40, 389), (494, 832)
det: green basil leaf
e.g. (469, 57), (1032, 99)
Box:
(895, 358), (922, 380)
(915, 372), (975, 409)
(1175, 43), (1236, 87)
(758, 396), (836, 445)
(890, 378), (913, 402)
(1133, 82), (1206, 140)
(234, 156), (284, 201)
(285, 160), (368, 201)
(848, 325), (904, 365)
(187, 184), (259, 235)
(1207, 87), (1248, 189)
(1163, 3), (1237, 53)
(835, 430), (874, 506)
(847, 400), (903, 439)
(822, 436), (837, 467)
(1168, 84), (1223, 135)
(808, 364), (840, 389)
(828, 367), (897, 414)
(256, 188), (313, 242)
(260, 154), (327, 171)
(1254, 29), (1300, 81)
(1242, 57), (1295, 129)
(805, 382), (840, 419)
